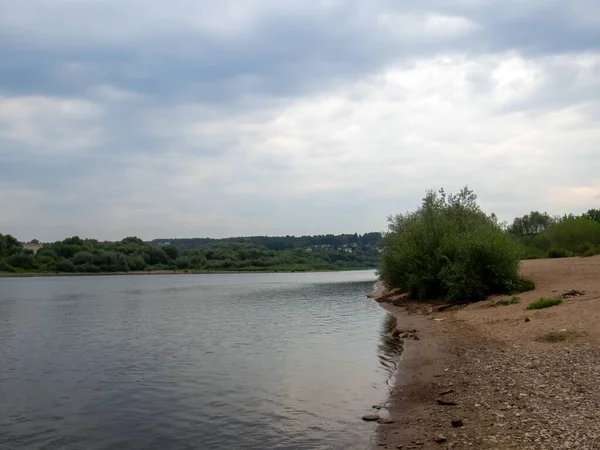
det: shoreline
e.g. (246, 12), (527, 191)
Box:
(0, 268), (375, 278)
(371, 255), (600, 449)
(370, 285), (458, 449)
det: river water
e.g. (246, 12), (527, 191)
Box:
(0, 271), (402, 450)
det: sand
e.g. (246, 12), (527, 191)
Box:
(373, 255), (600, 450)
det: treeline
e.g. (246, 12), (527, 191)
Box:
(152, 233), (382, 251)
(0, 233), (382, 274)
(508, 209), (600, 258)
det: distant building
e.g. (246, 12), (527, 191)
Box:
(23, 242), (43, 255)
(342, 246), (353, 253)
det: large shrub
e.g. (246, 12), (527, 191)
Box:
(378, 187), (525, 303)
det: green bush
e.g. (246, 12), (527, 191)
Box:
(73, 251), (95, 266)
(378, 187), (524, 303)
(547, 248), (571, 258)
(527, 298), (562, 310)
(127, 254), (147, 271)
(5, 251), (37, 269)
(586, 209), (600, 224)
(576, 242), (595, 255)
(53, 259), (76, 273)
(510, 277), (536, 293)
(538, 331), (575, 342)
(543, 218), (600, 254)
(76, 263), (102, 273)
(515, 216), (600, 258)
(0, 260), (16, 273)
(515, 242), (546, 260)
(491, 295), (520, 307)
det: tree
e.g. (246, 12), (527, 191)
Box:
(73, 251), (95, 266)
(162, 245), (180, 261)
(542, 217), (600, 253)
(0, 234), (21, 255)
(63, 236), (84, 246)
(6, 251), (36, 269)
(508, 211), (554, 236)
(379, 187), (526, 303)
(1, 230), (383, 273)
(585, 209), (600, 224)
(54, 259), (76, 272)
(121, 236), (145, 245)
(36, 254), (59, 270)
(127, 254), (147, 271)
(145, 247), (169, 265)
(35, 248), (60, 262)
(93, 250), (129, 272)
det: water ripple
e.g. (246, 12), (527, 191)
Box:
(0, 271), (395, 450)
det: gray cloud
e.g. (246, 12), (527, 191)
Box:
(2, 1), (599, 114)
(1, 0), (600, 241)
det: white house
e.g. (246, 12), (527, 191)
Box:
(23, 242), (43, 255)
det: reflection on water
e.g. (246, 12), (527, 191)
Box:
(377, 314), (404, 383)
(0, 271), (398, 450)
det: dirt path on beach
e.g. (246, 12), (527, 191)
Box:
(374, 255), (600, 450)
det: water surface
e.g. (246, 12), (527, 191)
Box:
(0, 271), (401, 449)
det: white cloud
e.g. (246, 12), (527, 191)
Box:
(0, 95), (103, 154)
(545, 184), (600, 210)
(135, 51), (600, 229)
(490, 55), (546, 105)
(377, 13), (479, 41)
(87, 84), (145, 102)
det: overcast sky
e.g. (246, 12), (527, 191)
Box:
(1, 0), (600, 241)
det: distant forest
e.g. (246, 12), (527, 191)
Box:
(508, 209), (600, 258)
(0, 233), (382, 274)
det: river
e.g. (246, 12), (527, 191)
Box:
(0, 271), (402, 449)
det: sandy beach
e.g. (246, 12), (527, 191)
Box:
(372, 255), (600, 449)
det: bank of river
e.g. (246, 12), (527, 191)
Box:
(373, 256), (600, 449)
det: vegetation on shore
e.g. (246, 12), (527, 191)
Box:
(0, 233), (381, 274)
(527, 297), (563, 310)
(490, 295), (520, 307)
(3, 192), (598, 280)
(538, 331), (576, 342)
(508, 209), (600, 259)
(379, 187), (600, 304)
(378, 187), (530, 303)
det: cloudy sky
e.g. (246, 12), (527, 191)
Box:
(1, 0), (599, 241)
